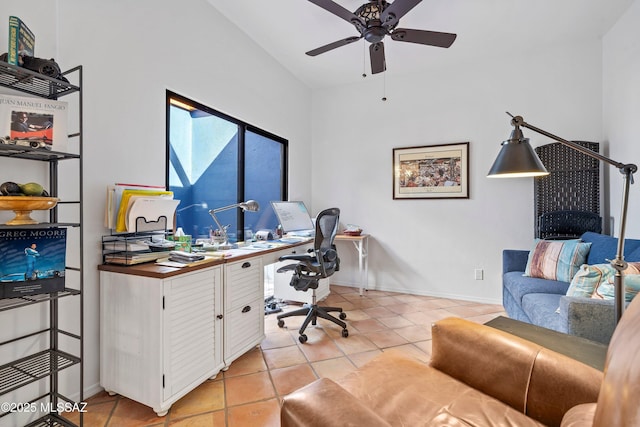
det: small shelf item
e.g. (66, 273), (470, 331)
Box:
(0, 196), (58, 225)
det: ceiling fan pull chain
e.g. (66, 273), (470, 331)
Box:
(362, 40), (367, 78)
(382, 72), (387, 101)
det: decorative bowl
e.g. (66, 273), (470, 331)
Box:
(0, 196), (59, 225)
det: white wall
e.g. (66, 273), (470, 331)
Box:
(1, 0), (313, 409)
(312, 40), (604, 302)
(603, 0), (640, 238)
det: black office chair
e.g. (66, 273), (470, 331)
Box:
(276, 207), (348, 343)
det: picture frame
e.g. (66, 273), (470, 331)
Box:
(393, 142), (469, 199)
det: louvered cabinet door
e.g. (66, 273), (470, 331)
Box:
(163, 267), (224, 405)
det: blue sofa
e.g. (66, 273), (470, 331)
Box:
(503, 232), (640, 344)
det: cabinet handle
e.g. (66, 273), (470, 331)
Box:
(242, 262), (251, 269)
(217, 314), (224, 319)
(241, 305), (251, 313)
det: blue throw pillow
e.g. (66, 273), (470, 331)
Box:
(524, 239), (592, 282)
(581, 232), (640, 265)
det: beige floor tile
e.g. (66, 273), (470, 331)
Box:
(225, 371), (276, 407)
(394, 324), (432, 342)
(170, 380), (225, 419)
(349, 318), (388, 333)
(270, 363), (318, 396)
(298, 334), (344, 361)
(226, 399), (281, 427)
(168, 410), (226, 426)
(224, 347), (267, 377)
(261, 329), (297, 349)
(107, 397), (167, 426)
(378, 314), (415, 329)
(363, 305), (397, 318)
(347, 349), (383, 368)
(334, 333), (378, 354)
(364, 329), (409, 348)
(311, 357), (357, 382)
(262, 346), (308, 369)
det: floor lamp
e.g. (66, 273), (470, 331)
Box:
(488, 113), (637, 323)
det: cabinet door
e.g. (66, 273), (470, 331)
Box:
(163, 267), (222, 401)
(224, 259), (264, 364)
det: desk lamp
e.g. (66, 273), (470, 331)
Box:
(488, 113), (637, 323)
(176, 202), (208, 213)
(208, 200), (260, 249)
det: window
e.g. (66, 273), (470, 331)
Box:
(166, 91), (287, 242)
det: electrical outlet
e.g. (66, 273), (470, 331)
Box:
(474, 269), (484, 280)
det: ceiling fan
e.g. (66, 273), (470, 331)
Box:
(305, 0), (457, 74)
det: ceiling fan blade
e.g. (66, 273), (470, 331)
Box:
(306, 36), (362, 56)
(380, 0), (423, 27)
(369, 42), (386, 74)
(307, 0), (365, 28)
(390, 28), (457, 48)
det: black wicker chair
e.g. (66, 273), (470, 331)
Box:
(538, 210), (602, 240)
(534, 141), (601, 239)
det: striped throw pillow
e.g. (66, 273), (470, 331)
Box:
(524, 239), (592, 282)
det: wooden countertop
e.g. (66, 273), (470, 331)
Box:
(98, 239), (313, 279)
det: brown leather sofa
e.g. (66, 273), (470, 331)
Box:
(282, 295), (640, 426)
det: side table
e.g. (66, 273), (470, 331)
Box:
(485, 316), (608, 371)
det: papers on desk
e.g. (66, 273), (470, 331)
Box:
(105, 183), (178, 232)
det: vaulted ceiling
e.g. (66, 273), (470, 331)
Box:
(207, 0), (633, 89)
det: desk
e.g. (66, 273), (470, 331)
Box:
(485, 316), (608, 371)
(98, 239), (313, 416)
(335, 234), (369, 296)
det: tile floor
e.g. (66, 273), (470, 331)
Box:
(70, 285), (505, 427)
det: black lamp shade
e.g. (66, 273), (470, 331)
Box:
(487, 131), (549, 178)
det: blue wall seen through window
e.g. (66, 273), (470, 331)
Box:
(167, 93), (287, 242)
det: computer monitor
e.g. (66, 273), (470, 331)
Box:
(270, 201), (314, 235)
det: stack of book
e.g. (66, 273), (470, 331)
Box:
(168, 251), (205, 264)
(103, 239), (172, 265)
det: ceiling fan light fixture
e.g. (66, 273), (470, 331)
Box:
(356, 2), (385, 23)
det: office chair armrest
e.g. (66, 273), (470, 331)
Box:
(279, 254), (313, 263)
(281, 378), (392, 427)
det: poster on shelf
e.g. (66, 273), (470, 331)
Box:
(0, 93), (68, 152)
(0, 228), (66, 298)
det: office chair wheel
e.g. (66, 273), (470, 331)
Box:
(341, 329), (349, 338)
(339, 312), (347, 320)
(278, 319), (285, 328)
(299, 334), (308, 344)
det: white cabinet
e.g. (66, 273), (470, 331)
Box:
(100, 266), (223, 416)
(224, 259), (265, 365)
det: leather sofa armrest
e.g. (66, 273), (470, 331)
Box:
(430, 318), (601, 426)
(281, 378), (392, 427)
(560, 296), (615, 344)
(561, 403), (597, 427)
(503, 249), (530, 273)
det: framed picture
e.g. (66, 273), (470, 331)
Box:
(393, 142), (469, 199)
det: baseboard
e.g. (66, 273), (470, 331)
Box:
(329, 280), (501, 305)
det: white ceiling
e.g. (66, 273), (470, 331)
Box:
(207, 0), (633, 89)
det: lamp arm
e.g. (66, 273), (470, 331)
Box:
(510, 113), (638, 322)
(211, 203), (241, 214)
(208, 210), (229, 244)
(510, 115), (630, 170)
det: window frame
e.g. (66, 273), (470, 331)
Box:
(165, 90), (288, 241)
